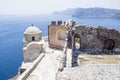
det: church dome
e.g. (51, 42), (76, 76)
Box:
(24, 25), (41, 34)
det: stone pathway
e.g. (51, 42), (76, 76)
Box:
(57, 64), (120, 80)
(26, 53), (58, 80)
(26, 47), (64, 80)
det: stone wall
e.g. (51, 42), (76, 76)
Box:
(48, 20), (120, 53)
(18, 53), (45, 80)
(48, 21), (66, 50)
(23, 42), (44, 62)
(73, 25), (120, 53)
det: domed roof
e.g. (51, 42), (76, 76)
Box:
(24, 25), (42, 34)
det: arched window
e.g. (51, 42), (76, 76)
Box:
(103, 39), (115, 51)
(57, 30), (66, 41)
(32, 36), (35, 41)
(74, 34), (81, 50)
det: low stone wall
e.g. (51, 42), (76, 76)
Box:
(17, 53), (45, 80)
(42, 36), (48, 42)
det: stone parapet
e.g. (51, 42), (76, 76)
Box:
(17, 53), (45, 80)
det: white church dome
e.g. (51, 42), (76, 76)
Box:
(24, 25), (41, 34)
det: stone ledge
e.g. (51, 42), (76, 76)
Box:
(17, 53), (45, 80)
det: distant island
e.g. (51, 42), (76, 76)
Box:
(52, 7), (120, 19)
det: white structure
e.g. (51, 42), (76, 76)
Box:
(20, 25), (44, 74)
(23, 25), (44, 62)
(23, 25), (42, 47)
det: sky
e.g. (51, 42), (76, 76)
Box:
(0, 0), (120, 15)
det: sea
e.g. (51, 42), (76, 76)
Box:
(0, 15), (120, 80)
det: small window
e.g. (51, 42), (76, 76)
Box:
(32, 36), (35, 41)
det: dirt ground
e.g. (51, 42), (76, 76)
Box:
(78, 54), (120, 65)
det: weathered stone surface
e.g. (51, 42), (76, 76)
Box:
(48, 20), (120, 53)
(48, 22), (66, 50)
(72, 25), (120, 53)
(56, 64), (120, 80)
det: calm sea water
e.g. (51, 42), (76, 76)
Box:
(0, 15), (120, 80)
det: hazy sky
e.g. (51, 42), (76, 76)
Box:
(0, 0), (120, 15)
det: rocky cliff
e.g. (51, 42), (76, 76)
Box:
(52, 7), (120, 19)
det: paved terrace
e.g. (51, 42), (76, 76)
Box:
(17, 42), (120, 80)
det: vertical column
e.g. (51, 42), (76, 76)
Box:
(65, 19), (76, 67)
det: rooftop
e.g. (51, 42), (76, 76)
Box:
(24, 25), (42, 34)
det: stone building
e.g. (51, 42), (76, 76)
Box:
(48, 20), (120, 53)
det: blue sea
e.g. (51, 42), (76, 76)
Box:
(0, 15), (120, 80)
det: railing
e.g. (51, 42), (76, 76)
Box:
(17, 53), (45, 80)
